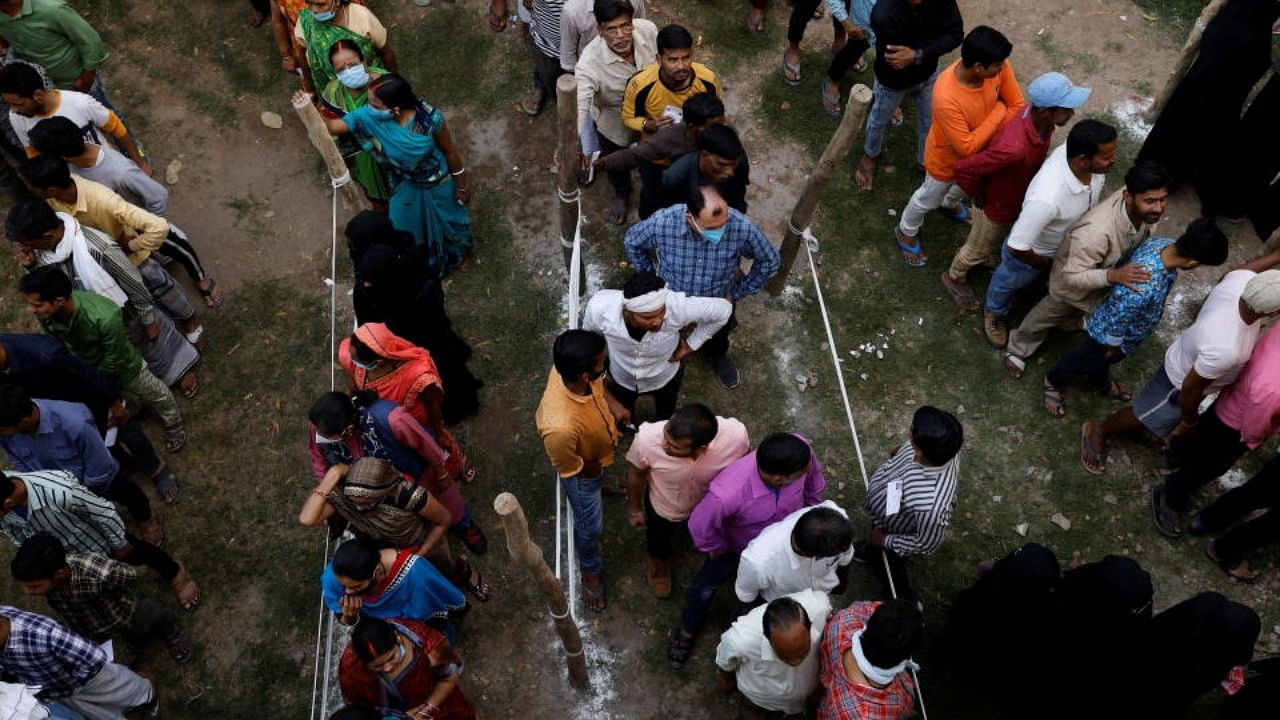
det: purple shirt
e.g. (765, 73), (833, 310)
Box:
(688, 438), (826, 556)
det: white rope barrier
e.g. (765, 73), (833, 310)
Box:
(799, 227), (929, 720)
(558, 190), (585, 623)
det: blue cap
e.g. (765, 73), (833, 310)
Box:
(1027, 72), (1091, 109)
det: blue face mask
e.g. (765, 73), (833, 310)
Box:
(370, 107), (395, 121)
(313, 8), (337, 22)
(337, 63), (369, 90)
(691, 218), (726, 244)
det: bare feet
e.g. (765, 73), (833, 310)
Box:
(1080, 421), (1107, 475)
(854, 154), (876, 191)
(580, 571), (605, 611)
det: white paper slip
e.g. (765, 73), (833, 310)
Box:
(662, 105), (683, 124)
(885, 479), (903, 517)
(104, 427), (118, 448)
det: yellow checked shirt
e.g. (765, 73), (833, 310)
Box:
(48, 175), (169, 265)
(621, 61), (720, 140)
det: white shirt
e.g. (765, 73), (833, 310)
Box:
(1006, 144), (1106, 257)
(1164, 270), (1260, 390)
(735, 500), (856, 603)
(0, 682), (48, 720)
(715, 589), (832, 715)
(582, 288), (732, 393)
(10, 90), (114, 149)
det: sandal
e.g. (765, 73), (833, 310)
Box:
(178, 372), (199, 400)
(1205, 542), (1261, 583)
(488, 10), (508, 32)
(820, 76), (841, 118)
(519, 86), (544, 116)
(891, 107), (905, 127)
(745, 10), (765, 32)
(783, 61), (802, 87)
(164, 425), (187, 453)
(667, 629), (694, 669)
(171, 563), (201, 610)
(461, 463), (478, 484)
(152, 467), (181, 505)
(198, 278), (224, 309)
(1042, 377), (1067, 418)
(853, 55), (868, 73)
(606, 197), (628, 226)
(937, 203), (972, 224)
(1102, 379), (1132, 402)
(940, 271), (979, 310)
(893, 227), (926, 267)
(460, 559), (491, 602)
(1079, 422), (1107, 476)
(164, 626), (194, 665)
(581, 572), (606, 611)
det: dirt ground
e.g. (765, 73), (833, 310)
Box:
(0, 0), (1275, 718)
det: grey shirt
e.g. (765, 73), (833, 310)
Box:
(72, 144), (168, 216)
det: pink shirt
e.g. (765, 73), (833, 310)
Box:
(1215, 323), (1280, 449)
(625, 416), (750, 522)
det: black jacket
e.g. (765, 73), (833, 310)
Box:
(870, 0), (964, 90)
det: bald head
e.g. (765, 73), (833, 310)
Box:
(762, 598), (812, 666)
(685, 184), (729, 234)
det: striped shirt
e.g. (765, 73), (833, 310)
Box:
(530, 0), (567, 58)
(33, 213), (158, 326)
(864, 441), (959, 557)
(0, 470), (127, 555)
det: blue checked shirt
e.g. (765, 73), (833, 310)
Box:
(623, 205), (780, 301)
(1086, 237), (1177, 355)
(0, 606), (106, 699)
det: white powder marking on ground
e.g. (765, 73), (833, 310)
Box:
(772, 345), (808, 415)
(1217, 468), (1251, 491)
(550, 625), (622, 719)
(1111, 97), (1153, 140)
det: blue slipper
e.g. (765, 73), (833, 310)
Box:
(938, 203), (972, 224)
(894, 227), (926, 268)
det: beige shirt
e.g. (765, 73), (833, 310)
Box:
(293, 4), (387, 49)
(1048, 189), (1154, 313)
(559, 0), (646, 72)
(49, 176), (170, 265)
(575, 18), (658, 147)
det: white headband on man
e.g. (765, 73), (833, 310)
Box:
(623, 288), (668, 313)
(851, 629), (919, 687)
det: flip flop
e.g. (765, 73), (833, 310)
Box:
(1079, 422), (1107, 475)
(1102, 379), (1132, 402)
(854, 157), (875, 191)
(1042, 377), (1067, 418)
(198, 278), (224, 309)
(853, 55), (868, 73)
(171, 563), (201, 611)
(606, 197), (628, 226)
(894, 227), (926, 267)
(939, 271), (979, 310)
(460, 559), (491, 602)
(820, 76), (841, 118)
(783, 61), (802, 87)
(891, 107), (905, 127)
(164, 425), (187, 453)
(1004, 353), (1025, 379)
(937, 203), (972, 224)
(152, 468), (181, 505)
(667, 630), (694, 669)
(179, 372), (199, 400)
(1205, 543), (1260, 583)
(581, 575), (606, 611)
(745, 11), (765, 32)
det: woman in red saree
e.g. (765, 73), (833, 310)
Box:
(339, 323), (487, 554)
(339, 616), (476, 720)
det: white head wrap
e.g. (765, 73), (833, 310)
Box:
(623, 288), (668, 313)
(1242, 270), (1280, 315)
(851, 629), (920, 687)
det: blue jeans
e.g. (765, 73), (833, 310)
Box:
(45, 703), (85, 720)
(561, 474), (604, 575)
(864, 71), (937, 164)
(678, 552), (739, 635)
(985, 243), (1048, 317)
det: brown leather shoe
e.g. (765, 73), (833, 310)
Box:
(983, 310), (1008, 350)
(646, 557), (672, 599)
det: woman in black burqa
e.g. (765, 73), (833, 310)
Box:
(345, 211), (483, 424)
(1136, 0), (1280, 219)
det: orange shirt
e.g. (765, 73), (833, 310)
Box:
(535, 369), (620, 478)
(923, 59), (1025, 182)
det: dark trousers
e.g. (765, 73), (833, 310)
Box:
(0, 133), (36, 204)
(530, 44), (562, 91)
(157, 228), (208, 283)
(644, 491), (685, 561)
(123, 598), (183, 647)
(749, 0), (825, 45)
(827, 37), (872, 83)
(596, 132), (633, 200)
(99, 476), (153, 524)
(860, 544), (918, 605)
(607, 370), (683, 422)
(248, 0), (270, 14)
(114, 419), (165, 480)
(638, 160), (665, 219)
(1200, 453), (1280, 566)
(678, 551), (739, 635)
(1162, 406), (1248, 513)
(699, 308), (738, 360)
(1046, 337), (1123, 391)
(120, 532), (181, 581)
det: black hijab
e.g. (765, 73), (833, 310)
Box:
(345, 211), (418, 268)
(1143, 592), (1261, 718)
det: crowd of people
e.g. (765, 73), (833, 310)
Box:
(0, 0), (1275, 718)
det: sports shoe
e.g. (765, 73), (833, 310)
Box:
(712, 355), (740, 389)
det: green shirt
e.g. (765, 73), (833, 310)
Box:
(40, 290), (141, 384)
(0, 0), (107, 88)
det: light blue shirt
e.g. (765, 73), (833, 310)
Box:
(0, 399), (118, 491)
(826, 0), (877, 46)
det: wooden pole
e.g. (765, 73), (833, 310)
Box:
(291, 95), (371, 212)
(766, 84), (874, 295)
(1144, 0), (1230, 123)
(555, 74), (586, 294)
(493, 491), (589, 689)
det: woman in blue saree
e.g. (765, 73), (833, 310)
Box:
(299, 74), (473, 277)
(323, 538), (467, 642)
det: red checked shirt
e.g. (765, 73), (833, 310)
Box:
(817, 602), (917, 720)
(953, 107), (1053, 225)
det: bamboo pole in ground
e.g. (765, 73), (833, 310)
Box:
(555, 74), (586, 293)
(1144, 0), (1230, 123)
(766, 84), (874, 295)
(291, 95), (370, 212)
(493, 491), (589, 688)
